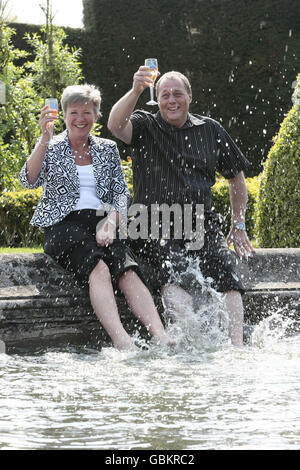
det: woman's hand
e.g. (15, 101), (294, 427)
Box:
(39, 105), (57, 142)
(96, 219), (116, 247)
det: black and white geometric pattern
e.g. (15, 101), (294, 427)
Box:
(20, 130), (129, 228)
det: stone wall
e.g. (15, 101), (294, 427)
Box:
(0, 249), (299, 353)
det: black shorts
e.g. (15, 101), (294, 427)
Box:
(44, 210), (140, 286)
(130, 212), (245, 295)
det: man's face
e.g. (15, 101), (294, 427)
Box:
(157, 77), (192, 128)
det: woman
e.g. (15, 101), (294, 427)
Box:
(20, 84), (173, 350)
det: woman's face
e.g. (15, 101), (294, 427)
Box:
(64, 100), (97, 141)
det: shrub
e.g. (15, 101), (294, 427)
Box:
(0, 172), (258, 247)
(121, 158), (133, 200)
(212, 176), (259, 240)
(0, 188), (43, 246)
(0, 161), (133, 247)
(254, 74), (300, 247)
(122, 158), (258, 239)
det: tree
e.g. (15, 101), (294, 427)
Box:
(0, 0), (16, 23)
(0, 23), (33, 191)
(255, 73), (300, 247)
(0, 1), (83, 192)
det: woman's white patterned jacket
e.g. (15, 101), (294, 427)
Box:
(20, 130), (129, 228)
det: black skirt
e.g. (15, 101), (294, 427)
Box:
(44, 210), (140, 286)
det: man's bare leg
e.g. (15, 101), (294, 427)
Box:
(163, 285), (244, 347)
(161, 284), (194, 319)
(224, 290), (244, 347)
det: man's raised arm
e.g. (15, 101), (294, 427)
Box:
(108, 66), (153, 145)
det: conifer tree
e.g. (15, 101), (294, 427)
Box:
(255, 73), (300, 247)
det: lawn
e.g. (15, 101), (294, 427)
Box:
(0, 246), (43, 253)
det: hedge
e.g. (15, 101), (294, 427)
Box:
(81, 0), (300, 176)
(0, 174), (258, 247)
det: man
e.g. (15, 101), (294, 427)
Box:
(108, 66), (255, 346)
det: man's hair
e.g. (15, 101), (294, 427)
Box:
(61, 83), (102, 117)
(156, 71), (192, 96)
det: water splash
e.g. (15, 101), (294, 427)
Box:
(160, 257), (230, 354)
(250, 311), (300, 351)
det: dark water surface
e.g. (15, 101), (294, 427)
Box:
(1, 307), (299, 450)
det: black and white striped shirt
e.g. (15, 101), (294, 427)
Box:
(129, 110), (249, 211)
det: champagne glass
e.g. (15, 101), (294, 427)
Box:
(45, 98), (58, 134)
(145, 58), (158, 105)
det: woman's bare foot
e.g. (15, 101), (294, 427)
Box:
(153, 331), (176, 347)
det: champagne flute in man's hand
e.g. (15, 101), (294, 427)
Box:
(145, 58), (158, 105)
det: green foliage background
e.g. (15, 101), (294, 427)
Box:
(81, 0), (300, 175)
(255, 73), (300, 247)
(9, 0), (300, 175)
(0, 21), (82, 192)
(1, 1), (299, 247)
(0, 169), (259, 247)
(0, 187), (43, 246)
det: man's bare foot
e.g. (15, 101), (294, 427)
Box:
(113, 337), (138, 351)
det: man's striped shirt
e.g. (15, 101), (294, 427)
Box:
(129, 110), (250, 211)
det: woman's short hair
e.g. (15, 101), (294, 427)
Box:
(61, 84), (102, 117)
(156, 71), (192, 96)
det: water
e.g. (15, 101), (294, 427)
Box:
(1, 261), (300, 450)
(1, 309), (299, 450)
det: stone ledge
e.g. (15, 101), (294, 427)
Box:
(0, 249), (299, 353)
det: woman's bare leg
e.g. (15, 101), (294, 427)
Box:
(118, 270), (175, 346)
(89, 260), (135, 350)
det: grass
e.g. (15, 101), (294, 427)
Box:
(0, 246), (43, 253)
(0, 240), (259, 254)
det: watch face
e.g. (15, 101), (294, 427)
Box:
(235, 222), (245, 230)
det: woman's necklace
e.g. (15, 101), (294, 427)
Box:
(72, 144), (91, 160)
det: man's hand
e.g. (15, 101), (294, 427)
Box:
(132, 66), (159, 94)
(226, 227), (255, 260)
(108, 66), (158, 144)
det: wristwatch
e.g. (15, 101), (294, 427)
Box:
(232, 221), (246, 230)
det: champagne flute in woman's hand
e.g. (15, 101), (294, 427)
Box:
(45, 98), (58, 135)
